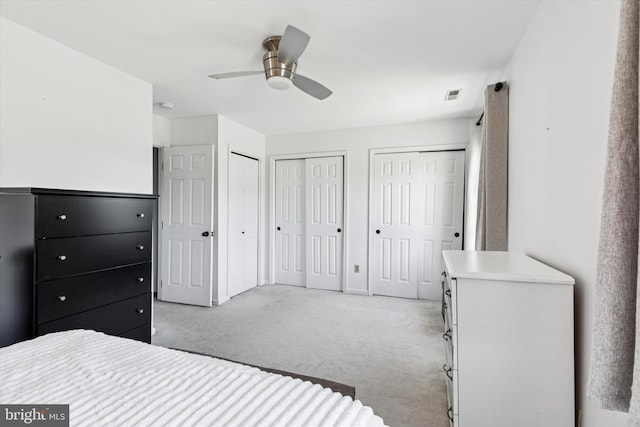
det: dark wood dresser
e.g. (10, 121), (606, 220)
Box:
(0, 188), (156, 347)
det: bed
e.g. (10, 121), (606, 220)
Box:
(0, 330), (386, 427)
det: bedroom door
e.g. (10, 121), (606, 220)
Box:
(228, 153), (260, 298)
(305, 156), (344, 291)
(371, 151), (464, 300)
(159, 146), (215, 306)
(274, 159), (306, 287)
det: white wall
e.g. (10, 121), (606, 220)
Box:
(0, 17), (153, 194)
(153, 115), (172, 147)
(266, 119), (470, 294)
(167, 115), (266, 305)
(504, 1), (623, 426)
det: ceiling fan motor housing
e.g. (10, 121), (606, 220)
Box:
(262, 36), (296, 90)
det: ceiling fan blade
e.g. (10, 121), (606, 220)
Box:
(277, 25), (310, 65)
(293, 74), (332, 100)
(208, 71), (263, 79)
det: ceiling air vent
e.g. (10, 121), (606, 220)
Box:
(445, 89), (461, 101)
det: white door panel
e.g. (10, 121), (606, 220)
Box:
(228, 153), (259, 298)
(372, 152), (420, 299)
(160, 146), (214, 306)
(305, 156), (343, 291)
(372, 151), (464, 300)
(417, 151), (465, 299)
(274, 159), (305, 286)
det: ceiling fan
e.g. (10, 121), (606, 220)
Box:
(208, 25), (332, 100)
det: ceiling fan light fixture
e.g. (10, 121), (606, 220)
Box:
(267, 75), (293, 90)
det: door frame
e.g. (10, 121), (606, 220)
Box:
(367, 144), (467, 297)
(269, 151), (350, 292)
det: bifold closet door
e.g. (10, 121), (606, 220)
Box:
(305, 157), (343, 291)
(274, 159), (305, 287)
(372, 151), (464, 300)
(228, 153), (259, 298)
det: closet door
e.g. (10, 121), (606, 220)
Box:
(417, 151), (465, 300)
(305, 156), (344, 291)
(371, 151), (464, 300)
(274, 159), (305, 286)
(228, 153), (259, 298)
(371, 152), (421, 299)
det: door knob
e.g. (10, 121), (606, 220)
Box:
(337, 228), (342, 233)
(277, 226), (281, 231)
(375, 229), (381, 234)
(202, 231), (209, 237)
(242, 231), (245, 234)
(454, 232), (460, 237)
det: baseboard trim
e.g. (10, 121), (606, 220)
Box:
(344, 289), (369, 296)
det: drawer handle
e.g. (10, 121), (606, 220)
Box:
(137, 213), (145, 218)
(57, 214), (67, 220)
(448, 408), (453, 422)
(57, 295), (67, 302)
(445, 289), (451, 297)
(136, 308), (145, 314)
(443, 364), (453, 380)
(137, 277), (145, 283)
(57, 255), (67, 261)
(136, 245), (145, 251)
(443, 329), (451, 341)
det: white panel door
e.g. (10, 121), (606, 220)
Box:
(228, 153), (259, 298)
(372, 151), (465, 300)
(274, 159), (305, 286)
(305, 156), (344, 291)
(417, 151), (465, 299)
(372, 152), (421, 299)
(160, 146), (214, 306)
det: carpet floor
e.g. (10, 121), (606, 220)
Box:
(152, 284), (449, 427)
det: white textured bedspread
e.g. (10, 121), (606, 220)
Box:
(0, 330), (386, 427)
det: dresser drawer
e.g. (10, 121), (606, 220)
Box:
(36, 195), (153, 238)
(37, 294), (150, 337)
(37, 263), (151, 323)
(37, 232), (151, 281)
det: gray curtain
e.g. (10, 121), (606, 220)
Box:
(588, 0), (640, 422)
(475, 82), (509, 251)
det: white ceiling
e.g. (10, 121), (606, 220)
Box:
(0, 0), (540, 135)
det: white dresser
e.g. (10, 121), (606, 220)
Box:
(442, 250), (575, 427)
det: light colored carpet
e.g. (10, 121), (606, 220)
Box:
(152, 284), (448, 427)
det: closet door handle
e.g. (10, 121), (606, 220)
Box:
(136, 308), (145, 314)
(375, 229), (380, 234)
(137, 213), (145, 218)
(202, 231), (209, 237)
(136, 245), (145, 251)
(277, 227), (281, 231)
(136, 277), (145, 283)
(57, 214), (67, 220)
(337, 228), (342, 233)
(57, 255), (67, 261)
(57, 295), (67, 302)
